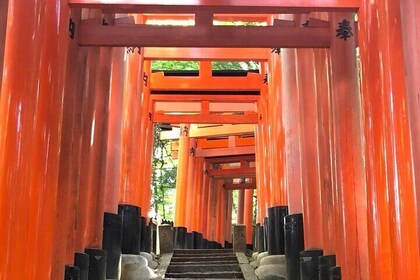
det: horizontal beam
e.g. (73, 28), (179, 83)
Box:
(208, 166), (256, 178)
(159, 124), (255, 140)
(143, 14), (271, 23)
(151, 73), (263, 91)
(154, 102), (256, 113)
(206, 155), (255, 164)
(224, 182), (256, 190)
(144, 47), (269, 61)
(190, 124), (255, 138)
(151, 94), (259, 102)
(68, 0), (360, 14)
(78, 24), (331, 48)
(152, 112), (258, 124)
(195, 145), (255, 157)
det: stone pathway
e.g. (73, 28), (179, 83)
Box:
(159, 249), (257, 279)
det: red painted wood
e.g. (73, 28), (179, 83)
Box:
(329, 13), (367, 280)
(68, 0), (360, 13)
(359, 0), (420, 277)
(52, 8), (83, 280)
(400, 0), (420, 243)
(78, 23), (331, 48)
(104, 48), (125, 213)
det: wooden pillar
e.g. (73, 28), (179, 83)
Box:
(119, 46), (144, 206)
(215, 180), (227, 245)
(255, 103), (268, 223)
(314, 46), (336, 252)
(295, 22), (324, 248)
(52, 9), (84, 280)
(138, 58), (154, 216)
(400, 0), (420, 242)
(0, 0), (8, 89)
(237, 189), (245, 224)
(280, 24), (303, 214)
(329, 13), (368, 280)
(184, 138), (196, 231)
(244, 189), (254, 245)
(207, 178), (218, 241)
(268, 44), (287, 206)
(359, 0), (420, 277)
(0, 0), (71, 278)
(226, 190), (233, 243)
(104, 47), (125, 213)
(201, 161), (210, 238)
(192, 157), (204, 233)
(174, 124), (190, 227)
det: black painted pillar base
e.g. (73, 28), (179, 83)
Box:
(118, 204), (141, 254)
(186, 232), (194, 249)
(285, 213), (304, 280)
(102, 212), (123, 279)
(267, 205), (288, 255)
(74, 252), (89, 280)
(193, 231), (203, 249)
(85, 248), (107, 280)
(319, 255), (337, 280)
(330, 266), (341, 280)
(173, 226), (187, 249)
(64, 266), (80, 280)
(300, 249), (324, 280)
(263, 217), (269, 252)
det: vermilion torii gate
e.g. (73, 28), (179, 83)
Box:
(0, 0), (420, 279)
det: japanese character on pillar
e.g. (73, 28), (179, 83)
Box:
(181, 125), (189, 137)
(336, 19), (354, 41)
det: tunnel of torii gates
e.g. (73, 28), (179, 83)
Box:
(0, 0), (420, 279)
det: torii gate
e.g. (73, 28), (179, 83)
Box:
(1, 0), (420, 280)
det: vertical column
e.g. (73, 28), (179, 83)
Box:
(330, 13), (368, 280)
(0, 0), (45, 277)
(119, 46), (144, 206)
(104, 47), (125, 213)
(0, 0), (8, 89)
(29, 0), (73, 278)
(192, 157), (204, 233)
(138, 58), (154, 215)
(215, 180), (227, 245)
(400, 0), (420, 242)
(268, 47), (287, 206)
(52, 9), (84, 280)
(281, 47), (303, 214)
(174, 124), (190, 227)
(244, 189), (254, 245)
(201, 161), (210, 238)
(184, 138), (196, 231)
(296, 44), (323, 247)
(313, 44), (336, 252)
(359, 0), (420, 277)
(207, 178), (218, 241)
(237, 189), (245, 224)
(226, 190), (233, 244)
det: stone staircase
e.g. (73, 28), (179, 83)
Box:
(165, 249), (244, 279)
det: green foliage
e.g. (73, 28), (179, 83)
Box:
(152, 60), (259, 71)
(152, 60), (199, 71)
(212, 61), (259, 71)
(151, 125), (177, 220)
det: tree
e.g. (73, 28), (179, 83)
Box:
(151, 125), (177, 220)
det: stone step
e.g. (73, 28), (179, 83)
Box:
(166, 264), (242, 273)
(172, 253), (237, 258)
(165, 278), (243, 280)
(173, 249), (233, 255)
(170, 260), (239, 265)
(171, 256), (238, 262)
(165, 271), (244, 279)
